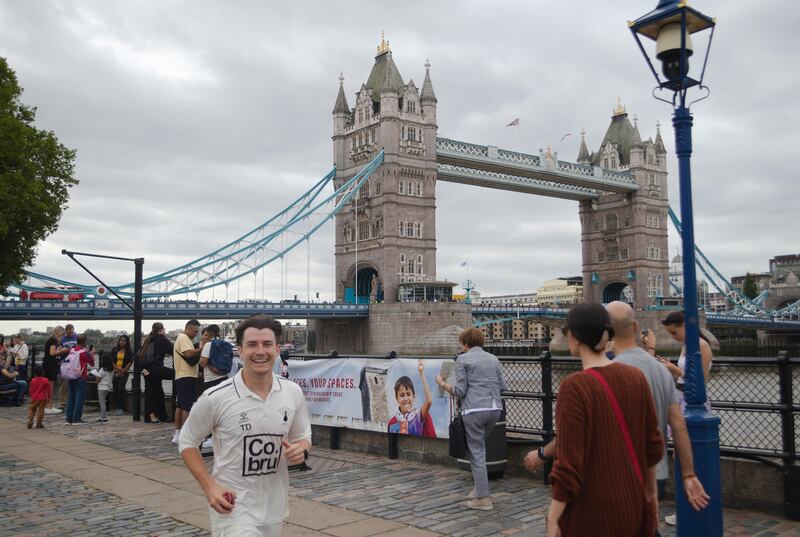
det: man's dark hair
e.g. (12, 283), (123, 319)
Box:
(394, 376), (415, 397)
(186, 319), (201, 329)
(235, 315), (282, 346)
(662, 311), (685, 327)
(204, 324), (221, 338)
(33, 365), (44, 377)
(76, 333), (87, 346)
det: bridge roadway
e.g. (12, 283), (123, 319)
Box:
(1, 300), (798, 329)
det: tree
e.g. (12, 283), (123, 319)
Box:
(742, 272), (758, 300)
(0, 57), (78, 292)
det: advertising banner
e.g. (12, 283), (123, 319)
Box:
(283, 358), (457, 439)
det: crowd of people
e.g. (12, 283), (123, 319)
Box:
(1, 305), (715, 537)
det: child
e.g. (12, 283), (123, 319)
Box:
(387, 359), (436, 438)
(27, 366), (50, 429)
(94, 353), (114, 422)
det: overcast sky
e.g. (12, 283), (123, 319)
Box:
(1, 1), (797, 333)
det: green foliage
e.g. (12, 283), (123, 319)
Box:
(742, 272), (758, 300)
(0, 57), (78, 292)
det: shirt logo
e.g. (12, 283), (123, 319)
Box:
(239, 412), (251, 431)
(242, 433), (283, 476)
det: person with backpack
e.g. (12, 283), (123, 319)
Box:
(140, 322), (174, 424)
(199, 324), (233, 392)
(63, 334), (95, 425)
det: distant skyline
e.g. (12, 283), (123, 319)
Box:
(1, 1), (797, 334)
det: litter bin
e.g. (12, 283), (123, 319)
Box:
(456, 406), (507, 479)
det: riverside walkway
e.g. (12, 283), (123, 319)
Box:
(0, 406), (797, 537)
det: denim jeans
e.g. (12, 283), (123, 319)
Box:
(2, 380), (27, 405)
(66, 379), (86, 423)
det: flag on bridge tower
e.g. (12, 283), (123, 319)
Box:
(460, 260), (468, 267)
(506, 118), (519, 127)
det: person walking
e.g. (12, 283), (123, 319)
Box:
(179, 315), (312, 537)
(544, 303), (663, 537)
(43, 326), (67, 413)
(64, 334), (95, 425)
(109, 335), (133, 416)
(435, 327), (507, 511)
(27, 366), (50, 429)
(141, 322), (174, 423)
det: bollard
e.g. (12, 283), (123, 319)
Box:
(388, 432), (399, 459)
(330, 427), (341, 450)
(540, 350), (554, 485)
(777, 351), (799, 521)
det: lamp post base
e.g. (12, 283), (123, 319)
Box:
(676, 406), (723, 536)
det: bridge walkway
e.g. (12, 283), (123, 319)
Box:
(1, 406), (797, 536)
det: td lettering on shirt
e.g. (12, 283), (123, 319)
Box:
(243, 433), (283, 476)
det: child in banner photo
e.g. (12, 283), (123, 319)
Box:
(388, 359), (436, 438)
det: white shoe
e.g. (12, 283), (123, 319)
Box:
(201, 437), (213, 450)
(45, 408), (62, 414)
(665, 514), (676, 526)
(171, 430), (181, 445)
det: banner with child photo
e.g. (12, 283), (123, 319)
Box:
(278, 357), (456, 439)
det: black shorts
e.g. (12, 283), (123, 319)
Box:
(175, 377), (198, 411)
(203, 376), (227, 393)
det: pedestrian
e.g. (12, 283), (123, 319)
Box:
(173, 319), (203, 444)
(43, 326), (67, 414)
(57, 323), (78, 408)
(179, 314), (312, 537)
(527, 303), (711, 535)
(65, 334), (95, 425)
(94, 353), (114, 422)
(109, 335), (133, 416)
(27, 366), (50, 429)
(8, 335), (29, 382)
(141, 322), (174, 423)
(544, 303), (663, 537)
(435, 327), (507, 511)
(0, 335), (6, 361)
(1, 356), (27, 405)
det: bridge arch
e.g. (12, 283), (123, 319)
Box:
(344, 262), (383, 304)
(601, 280), (634, 305)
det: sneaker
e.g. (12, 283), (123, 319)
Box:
(45, 408), (62, 414)
(27, 422), (33, 429)
(114, 409), (123, 416)
(171, 430), (181, 445)
(73, 420), (87, 425)
(467, 488), (477, 499)
(96, 417), (108, 423)
(665, 514), (676, 526)
(201, 437), (214, 450)
(466, 498), (493, 511)
(35, 423), (44, 429)
(65, 421), (72, 426)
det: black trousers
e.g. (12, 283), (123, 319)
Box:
(112, 374), (127, 412)
(144, 366), (173, 422)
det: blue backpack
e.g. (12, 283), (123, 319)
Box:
(208, 339), (233, 374)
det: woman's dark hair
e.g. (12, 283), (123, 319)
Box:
(140, 322), (165, 357)
(100, 352), (114, 372)
(116, 334), (131, 351)
(235, 315), (283, 346)
(662, 311), (684, 326)
(33, 365), (44, 377)
(565, 303), (615, 352)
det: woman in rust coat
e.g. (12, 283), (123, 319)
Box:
(547, 303), (663, 537)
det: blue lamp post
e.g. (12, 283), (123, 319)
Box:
(629, 2), (721, 536)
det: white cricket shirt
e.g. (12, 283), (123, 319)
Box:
(179, 369), (312, 530)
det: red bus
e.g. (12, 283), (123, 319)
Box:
(20, 287), (84, 302)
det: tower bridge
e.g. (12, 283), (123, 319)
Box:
(5, 36), (798, 342)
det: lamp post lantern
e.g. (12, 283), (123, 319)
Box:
(629, 2), (721, 536)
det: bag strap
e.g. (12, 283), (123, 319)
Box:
(585, 368), (644, 486)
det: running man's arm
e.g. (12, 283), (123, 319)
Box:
(284, 385), (312, 465)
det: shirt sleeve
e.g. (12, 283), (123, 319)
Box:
(287, 384), (312, 444)
(496, 360), (508, 392)
(201, 343), (211, 358)
(179, 393), (215, 453)
(550, 375), (589, 504)
(452, 360), (468, 400)
(175, 334), (194, 357)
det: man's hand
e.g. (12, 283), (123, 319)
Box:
(683, 476), (710, 511)
(545, 518), (561, 537)
(523, 450), (545, 473)
(435, 373), (444, 386)
(203, 481), (236, 514)
(281, 439), (307, 465)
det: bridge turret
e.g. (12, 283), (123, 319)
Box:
(420, 60), (438, 158)
(577, 129), (591, 164)
(332, 73), (351, 169)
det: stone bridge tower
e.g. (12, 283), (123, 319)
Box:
(579, 102), (670, 309)
(332, 36), (438, 303)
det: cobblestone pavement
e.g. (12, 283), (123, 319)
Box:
(0, 454), (209, 537)
(1, 404), (799, 536)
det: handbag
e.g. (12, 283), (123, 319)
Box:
(448, 396), (468, 458)
(585, 368), (644, 485)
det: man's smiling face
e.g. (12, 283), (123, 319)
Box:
(238, 327), (279, 377)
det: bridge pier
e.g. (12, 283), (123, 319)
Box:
(307, 302), (473, 355)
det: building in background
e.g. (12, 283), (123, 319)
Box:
(536, 277), (583, 307)
(476, 293), (538, 307)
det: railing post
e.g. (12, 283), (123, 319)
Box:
(778, 351), (799, 520)
(541, 350), (554, 485)
(330, 427), (341, 450)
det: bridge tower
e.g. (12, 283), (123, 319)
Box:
(332, 35), (438, 303)
(578, 102), (670, 309)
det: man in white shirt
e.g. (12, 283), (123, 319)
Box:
(8, 335), (29, 381)
(179, 314), (312, 537)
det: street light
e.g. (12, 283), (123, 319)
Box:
(629, 2), (721, 536)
